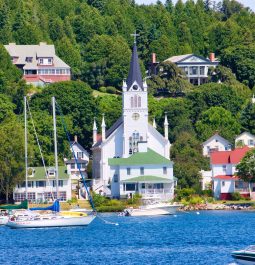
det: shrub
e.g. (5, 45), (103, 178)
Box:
(92, 192), (109, 207)
(106, 86), (116, 94)
(97, 205), (125, 212)
(99, 87), (106, 93)
(231, 192), (242, 201)
(175, 188), (196, 201)
(201, 189), (213, 197)
(189, 195), (204, 205)
(67, 197), (78, 204)
(127, 194), (142, 205)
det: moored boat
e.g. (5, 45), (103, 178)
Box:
(6, 213), (95, 229)
(232, 245), (255, 265)
(120, 202), (180, 216)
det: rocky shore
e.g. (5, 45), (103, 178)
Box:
(179, 203), (254, 211)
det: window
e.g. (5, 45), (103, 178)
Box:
(127, 168), (131, 175)
(71, 163), (75, 169)
(140, 167), (144, 175)
(126, 183), (136, 191)
(153, 183), (163, 189)
(138, 96), (141, 107)
(113, 174), (118, 183)
(141, 183), (145, 189)
(48, 58), (52, 64)
(200, 66), (205, 75)
(249, 139), (254, 146)
(28, 181), (34, 188)
(191, 66), (198, 75)
(221, 181), (225, 187)
(39, 58), (43, 64)
(129, 131), (140, 154)
(53, 180), (64, 187)
(26, 57), (32, 63)
(163, 167), (167, 175)
(36, 181), (46, 188)
(223, 165), (227, 172)
(131, 97), (134, 108)
(81, 163), (86, 169)
(77, 152), (83, 158)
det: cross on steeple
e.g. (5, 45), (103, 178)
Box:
(131, 30), (140, 44)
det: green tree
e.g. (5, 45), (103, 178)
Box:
(0, 118), (25, 202)
(196, 106), (241, 141)
(236, 149), (255, 196)
(240, 102), (255, 135)
(171, 132), (209, 189)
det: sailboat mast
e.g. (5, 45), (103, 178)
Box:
(52, 97), (59, 199)
(24, 96), (28, 200)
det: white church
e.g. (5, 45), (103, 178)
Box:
(91, 41), (176, 201)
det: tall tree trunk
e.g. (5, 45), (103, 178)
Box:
(5, 185), (9, 203)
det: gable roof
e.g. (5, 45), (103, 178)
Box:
(4, 43), (70, 68)
(235, 131), (255, 140)
(108, 148), (172, 166)
(203, 133), (230, 145)
(70, 141), (88, 154)
(164, 54), (218, 65)
(126, 43), (143, 91)
(121, 175), (175, 183)
(211, 146), (250, 165)
(92, 117), (123, 148)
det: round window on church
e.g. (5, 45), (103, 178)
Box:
(132, 85), (138, 90)
(132, 113), (140, 121)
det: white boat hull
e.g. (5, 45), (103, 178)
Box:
(0, 216), (9, 225)
(6, 215), (95, 229)
(125, 204), (180, 217)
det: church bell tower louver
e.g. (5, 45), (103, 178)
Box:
(122, 34), (148, 158)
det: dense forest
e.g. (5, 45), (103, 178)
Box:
(1, 0), (255, 199)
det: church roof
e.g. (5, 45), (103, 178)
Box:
(126, 43), (143, 90)
(93, 117), (123, 148)
(108, 148), (172, 166)
(121, 175), (174, 183)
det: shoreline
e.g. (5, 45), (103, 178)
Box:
(179, 202), (255, 211)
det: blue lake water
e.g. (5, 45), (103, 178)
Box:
(0, 210), (254, 265)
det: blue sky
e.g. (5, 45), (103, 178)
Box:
(136, 0), (255, 11)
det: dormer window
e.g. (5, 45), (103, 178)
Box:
(26, 57), (32, 63)
(48, 58), (52, 64)
(39, 58), (43, 64)
(47, 167), (55, 178)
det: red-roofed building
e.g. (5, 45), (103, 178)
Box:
(211, 147), (252, 200)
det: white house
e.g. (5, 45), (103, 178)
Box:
(235, 132), (255, 148)
(211, 146), (252, 200)
(64, 136), (89, 199)
(91, 41), (175, 201)
(13, 166), (72, 203)
(164, 53), (219, 85)
(4, 42), (71, 86)
(202, 133), (231, 157)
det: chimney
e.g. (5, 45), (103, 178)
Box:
(74, 135), (78, 142)
(209, 53), (215, 62)
(152, 53), (156, 64)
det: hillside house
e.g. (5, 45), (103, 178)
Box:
(235, 132), (255, 148)
(211, 146), (254, 200)
(4, 42), (71, 86)
(164, 53), (219, 85)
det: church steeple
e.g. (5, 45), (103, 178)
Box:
(126, 42), (143, 91)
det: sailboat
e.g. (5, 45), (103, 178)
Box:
(6, 97), (95, 228)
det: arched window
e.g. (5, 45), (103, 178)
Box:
(131, 97), (134, 108)
(138, 96), (141, 107)
(134, 95), (138, 108)
(129, 131), (140, 154)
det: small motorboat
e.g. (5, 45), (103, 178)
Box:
(119, 202), (181, 217)
(232, 245), (255, 264)
(6, 211), (95, 229)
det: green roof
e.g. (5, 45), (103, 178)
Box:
(121, 175), (174, 183)
(108, 148), (172, 166)
(26, 166), (69, 180)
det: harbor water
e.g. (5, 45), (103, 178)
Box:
(0, 210), (254, 265)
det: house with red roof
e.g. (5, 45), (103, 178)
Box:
(211, 146), (252, 200)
